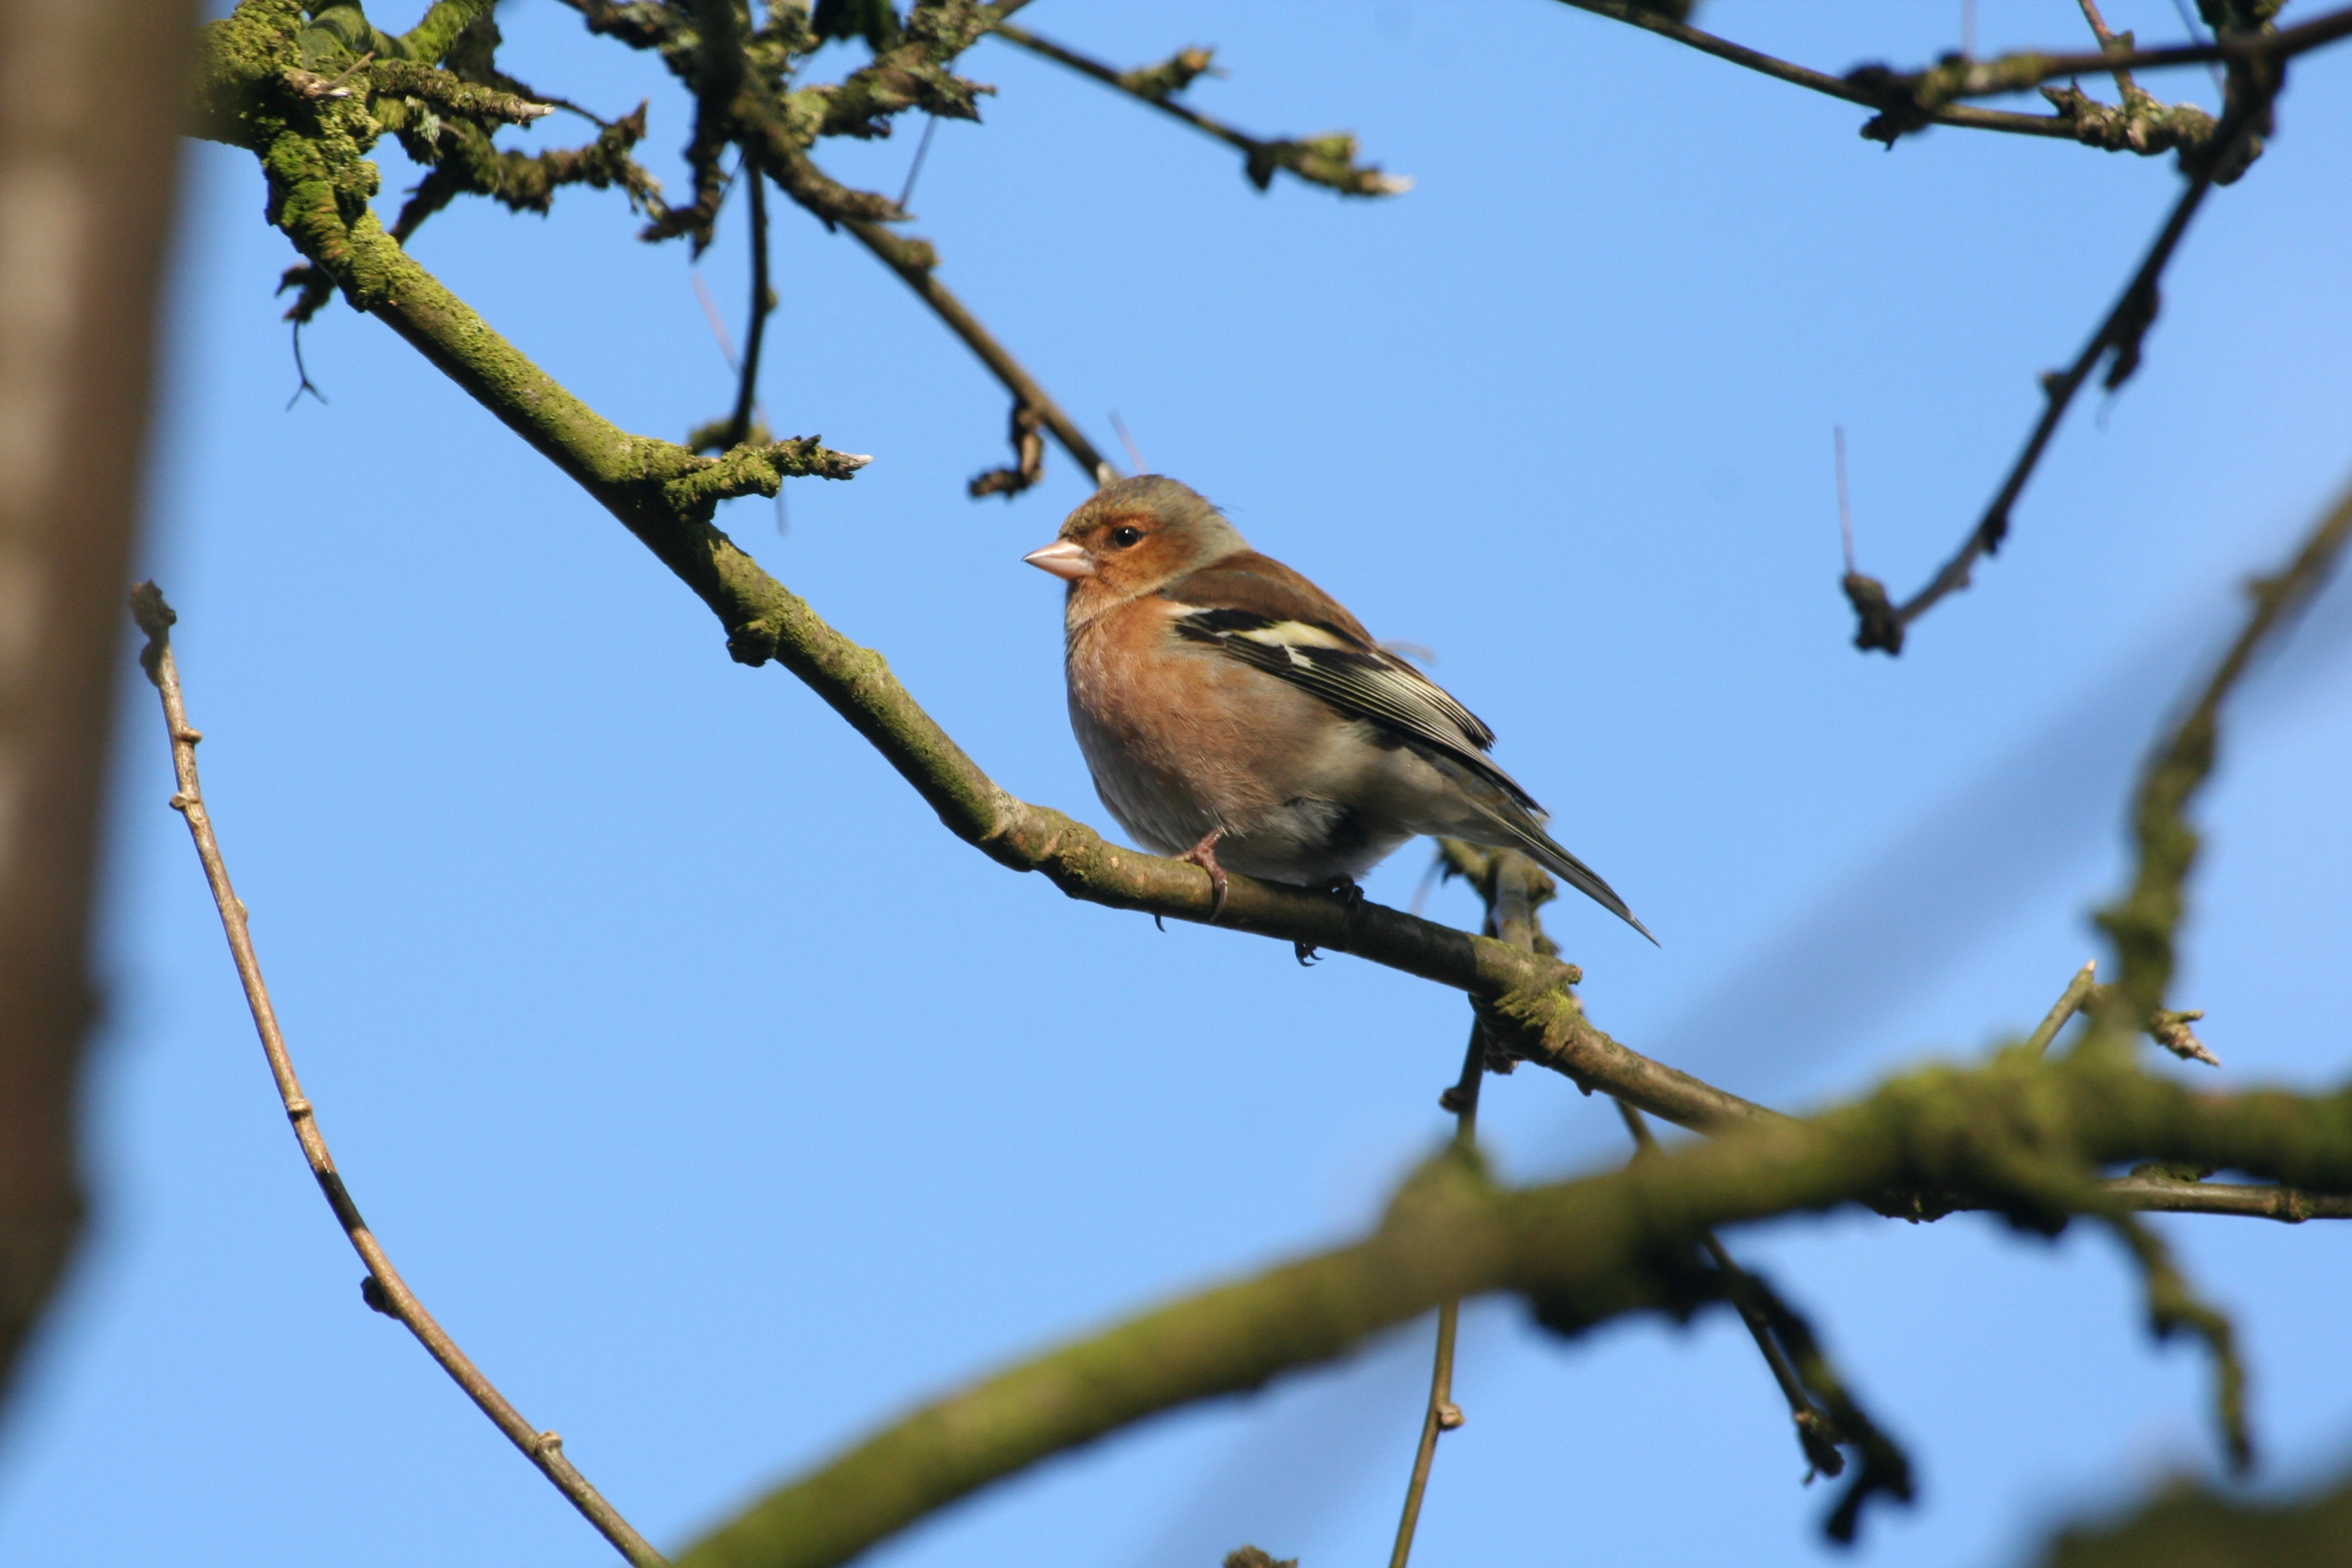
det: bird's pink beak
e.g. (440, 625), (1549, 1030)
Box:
(1023, 538), (1093, 581)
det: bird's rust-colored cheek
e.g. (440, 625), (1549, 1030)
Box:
(1090, 523), (1188, 595)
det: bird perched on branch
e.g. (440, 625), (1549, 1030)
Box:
(1024, 475), (1652, 943)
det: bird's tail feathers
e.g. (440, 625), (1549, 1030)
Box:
(1470, 801), (1657, 946)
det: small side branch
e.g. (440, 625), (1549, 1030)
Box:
(389, 102), (661, 246)
(129, 585), (666, 1568)
(2104, 1173), (2352, 1222)
(664, 436), (871, 515)
(1386, 1024), (1484, 1568)
(841, 216), (1117, 485)
(723, 167), (776, 453)
(1619, 1102), (1858, 1490)
(2023, 962), (2100, 1056)
(994, 25), (1409, 197)
(1844, 6), (2352, 129)
(1734, 1276), (1916, 1543)
(2105, 1213), (2252, 1469)
(2095, 479), (2352, 1024)
(1842, 169), (2217, 653)
(1549, 0), (2133, 146)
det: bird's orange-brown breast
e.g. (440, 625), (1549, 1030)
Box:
(1066, 593), (1341, 848)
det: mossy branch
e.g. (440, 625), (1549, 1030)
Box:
(2095, 479), (2352, 1028)
(677, 1052), (2352, 1568)
(664, 438), (872, 512)
(366, 56), (551, 127)
(1846, 5), (2352, 137)
(1554, 0), (2352, 157)
(397, 0), (496, 66)
(2036, 1464), (2352, 1567)
(389, 102), (660, 244)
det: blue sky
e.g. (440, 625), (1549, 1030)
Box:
(3, 3), (2350, 1565)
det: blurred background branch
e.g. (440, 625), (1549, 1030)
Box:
(0, 0), (191, 1401)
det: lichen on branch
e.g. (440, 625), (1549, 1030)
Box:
(676, 1050), (2352, 1568)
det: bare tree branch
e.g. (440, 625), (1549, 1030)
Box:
(1442, 840), (1895, 1524)
(2024, 962), (2102, 1057)
(129, 585), (666, 1568)
(555, 0), (1117, 490)
(841, 216), (1117, 485)
(1556, 0), (2352, 158)
(1620, 1102), (1863, 1489)
(1846, 5), (2352, 124)
(1841, 169), (2221, 652)
(2102, 1174), (2352, 1221)
(723, 165), (774, 452)
(1385, 1021), (1481, 1568)
(2104, 1212), (2251, 1469)
(1568, 0), (2328, 654)
(992, 24), (1409, 197)
(1548, 0), (2140, 146)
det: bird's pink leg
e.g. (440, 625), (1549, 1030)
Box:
(1179, 826), (1229, 924)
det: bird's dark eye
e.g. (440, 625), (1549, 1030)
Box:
(1109, 525), (1143, 549)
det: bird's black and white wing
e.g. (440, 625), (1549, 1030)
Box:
(1160, 548), (1544, 813)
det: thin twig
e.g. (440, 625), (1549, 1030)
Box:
(691, 271), (738, 369)
(1844, 169), (2217, 653)
(2168, 0), (2230, 89)
(1548, 0), (2087, 142)
(723, 167), (774, 452)
(2104, 1213), (2251, 1469)
(284, 321), (329, 410)
(1833, 425), (1856, 576)
(2077, 0), (2146, 100)
(129, 585), (666, 1568)
(993, 24), (1409, 196)
(2104, 1174), (2352, 1222)
(1387, 1025), (1483, 1568)
(895, 114), (939, 211)
(1730, 1273), (1915, 1541)
(1392, 852), (1551, 1567)
(1619, 1102), (1852, 1484)
(2023, 961), (2099, 1057)
(841, 216), (1117, 485)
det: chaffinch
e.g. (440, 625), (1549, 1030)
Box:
(1024, 476), (1652, 943)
